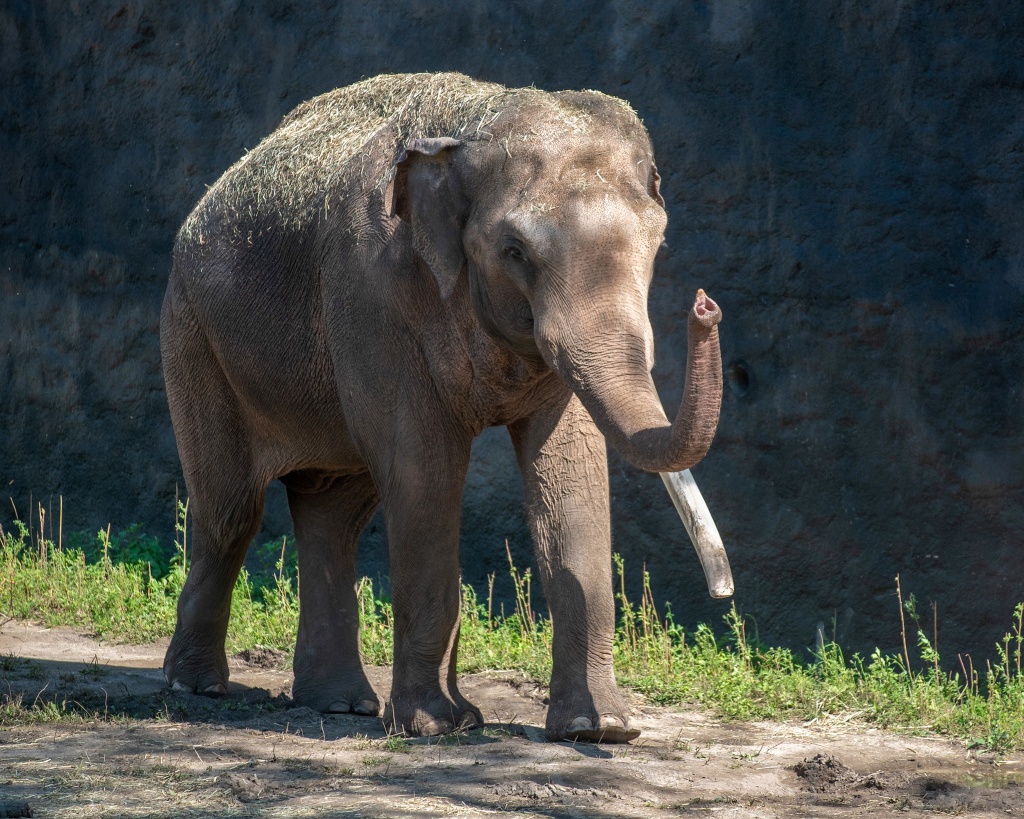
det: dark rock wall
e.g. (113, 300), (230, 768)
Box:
(2, 0), (1021, 660)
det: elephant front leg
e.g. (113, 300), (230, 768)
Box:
(287, 473), (381, 716)
(510, 392), (639, 743)
(373, 438), (482, 736)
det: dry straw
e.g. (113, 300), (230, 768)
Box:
(180, 72), (646, 242)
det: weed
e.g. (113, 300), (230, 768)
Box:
(432, 728), (486, 747)
(23, 659), (44, 680)
(382, 734), (410, 753)
(0, 691), (96, 726)
(361, 753), (392, 767)
(80, 656), (108, 680)
(283, 758), (320, 772)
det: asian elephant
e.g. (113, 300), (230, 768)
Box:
(161, 72), (723, 743)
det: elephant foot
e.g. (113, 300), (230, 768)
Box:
(163, 629), (230, 696)
(292, 671), (381, 717)
(384, 691), (483, 736)
(545, 686), (639, 743)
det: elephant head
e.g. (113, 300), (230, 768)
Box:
(390, 94), (723, 476)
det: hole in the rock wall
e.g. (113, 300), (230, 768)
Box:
(728, 360), (750, 396)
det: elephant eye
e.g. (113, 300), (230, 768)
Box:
(502, 242), (527, 262)
(500, 238), (537, 291)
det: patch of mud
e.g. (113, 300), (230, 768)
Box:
(917, 777), (976, 812)
(794, 753), (856, 793)
(235, 645), (289, 669)
(857, 769), (912, 790)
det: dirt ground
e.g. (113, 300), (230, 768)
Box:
(0, 620), (1021, 818)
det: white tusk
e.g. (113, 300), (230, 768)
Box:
(660, 469), (734, 598)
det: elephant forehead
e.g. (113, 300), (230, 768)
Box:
(564, 192), (658, 243)
(529, 173), (661, 230)
(501, 192), (663, 268)
(528, 140), (648, 193)
(473, 123), (651, 191)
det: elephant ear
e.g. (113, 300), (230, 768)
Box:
(648, 163), (665, 208)
(388, 137), (467, 300)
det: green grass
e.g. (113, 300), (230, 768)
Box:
(1, 507), (1022, 752)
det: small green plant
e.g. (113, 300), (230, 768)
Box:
(0, 692), (96, 726)
(80, 657), (108, 680)
(360, 753), (392, 767)
(23, 659), (44, 680)
(252, 535), (297, 580)
(382, 734), (410, 753)
(283, 758), (320, 772)
(435, 730), (477, 747)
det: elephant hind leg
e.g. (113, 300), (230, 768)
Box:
(163, 473), (266, 695)
(286, 472), (381, 715)
(162, 311), (269, 695)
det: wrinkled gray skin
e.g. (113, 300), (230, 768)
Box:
(161, 74), (723, 742)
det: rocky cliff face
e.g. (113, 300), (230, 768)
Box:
(2, 0), (1021, 660)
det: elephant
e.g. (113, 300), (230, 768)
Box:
(161, 72), (723, 743)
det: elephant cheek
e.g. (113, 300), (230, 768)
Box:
(469, 264), (541, 358)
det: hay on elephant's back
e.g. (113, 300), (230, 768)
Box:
(181, 72), (645, 241)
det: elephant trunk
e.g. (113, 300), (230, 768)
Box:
(539, 290), (723, 474)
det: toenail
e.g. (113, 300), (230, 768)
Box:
(422, 719), (453, 736)
(327, 701), (350, 713)
(566, 716), (594, 733)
